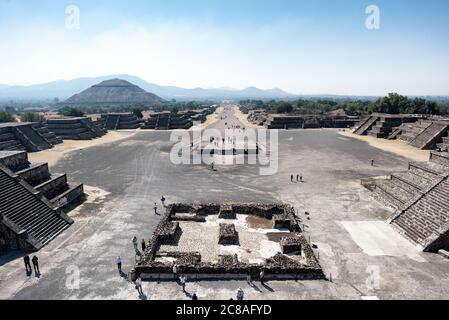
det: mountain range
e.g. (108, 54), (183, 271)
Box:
(0, 74), (296, 102)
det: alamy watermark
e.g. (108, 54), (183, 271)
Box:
(365, 5), (380, 30)
(65, 5), (81, 30)
(170, 127), (279, 176)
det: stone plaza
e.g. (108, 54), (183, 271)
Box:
(1, 106), (449, 300)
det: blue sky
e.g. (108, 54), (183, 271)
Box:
(0, 0), (448, 95)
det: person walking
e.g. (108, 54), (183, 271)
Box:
(32, 255), (40, 274)
(141, 239), (146, 252)
(300, 174), (303, 183)
(116, 256), (122, 273)
(24, 255), (32, 274)
(154, 203), (158, 215)
(161, 196), (166, 207)
(132, 236), (138, 251)
(135, 277), (144, 296)
(180, 274), (187, 292)
(296, 174), (299, 182)
(237, 288), (244, 300)
(291, 174), (294, 182)
(260, 270), (265, 285)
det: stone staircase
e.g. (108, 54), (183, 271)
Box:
(354, 115), (379, 135)
(391, 177), (449, 251)
(104, 115), (120, 130)
(369, 151), (449, 252)
(397, 120), (433, 143)
(0, 151), (85, 211)
(32, 123), (63, 145)
(0, 167), (72, 250)
(0, 123), (57, 152)
(409, 122), (449, 150)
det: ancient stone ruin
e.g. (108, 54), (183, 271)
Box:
(218, 223), (239, 245)
(101, 113), (142, 130)
(47, 117), (106, 140)
(0, 122), (59, 152)
(0, 150), (84, 253)
(354, 113), (449, 151)
(364, 151), (449, 252)
(135, 203), (323, 281)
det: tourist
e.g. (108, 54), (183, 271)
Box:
(23, 255), (32, 274)
(135, 277), (144, 296)
(237, 288), (244, 300)
(132, 236), (138, 251)
(0, 237), (5, 253)
(260, 270), (265, 285)
(371, 159), (375, 166)
(173, 264), (178, 277)
(192, 293), (198, 300)
(154, 203), (158, 215)
(32, 255), (40, 274)
(141, 239), (146, 252)
(161, 195), (166, 206)
(296, 174), (299, 182)
(116, 256), (122, 273)
(180, 274), (187, 292)
(300, 174), (303, 183)
(291, 174), (294, 182)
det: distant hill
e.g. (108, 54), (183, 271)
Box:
(63, 78), (164, 106)
(0, 74), (297, 102)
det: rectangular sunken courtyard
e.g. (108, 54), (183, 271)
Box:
(136, 203), (325, 281)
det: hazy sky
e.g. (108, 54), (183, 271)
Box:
(0, 0), (448, 95)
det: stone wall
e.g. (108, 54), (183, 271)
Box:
(136, 203), (323, 280)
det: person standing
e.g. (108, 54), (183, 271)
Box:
(180, 274), (187, 292)
(173, 264), (178, 277)
(300, 174), (303, 183)
(290, 174), (294, 182)
(260, 270), (265, 285)
(0, 237), (5, 253)
(192, 293), (198, 300)
(32, 255), (40, 274)
(116, 256), (122, 273)
(132, 236), (138, 251)
(154, 203), (158, 215)
(161, 196), (166, 207)
(246, 271), (252, 284)
(135, 277), (144, 296)
(141, 239), (146, 252)
(237, 288), (244, 300)
(24, 255), (32, 274)
(296, 174), (299, 182)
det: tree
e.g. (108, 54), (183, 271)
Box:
(276, 102), (293, 114)
(132, 108), (143, 119)
(0, 111), (16, 123)
(20, 112), (45, 123)
(59, 107), (85, 117)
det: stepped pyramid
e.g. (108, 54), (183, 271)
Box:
(0, 151), (84, 253)
(64, 78), (164, 106)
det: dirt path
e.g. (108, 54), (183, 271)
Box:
(339, 131), (430, 162)
(28, 130), (140, 167)
(233, 106), (264, 129)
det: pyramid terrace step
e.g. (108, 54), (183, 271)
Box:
(15, 162), (50, 186)
(409, 161), (449, 176)
(391, 171), (434, 191)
